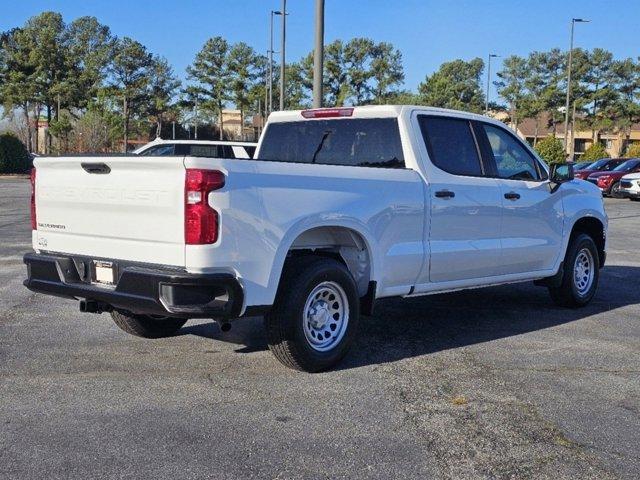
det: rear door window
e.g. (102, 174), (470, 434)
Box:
(418, 116), (483, 176)
(258, 118), (405, 168)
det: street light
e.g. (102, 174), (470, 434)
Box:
(268, 10), (283, 114)
(312, 0), (325, 108)
(563, 18), (589, 155)
(279, 0), (287, 111)
(485, 53), (499, 114)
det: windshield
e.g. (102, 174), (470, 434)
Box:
(585, 159), (608, 169)
(574, 161), (593, 170)
(613, 159), (640, 172)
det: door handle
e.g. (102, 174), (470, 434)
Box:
(435, 190), (455, 198)
(81, 162), (111, 174)
(504, 192), (520, 200)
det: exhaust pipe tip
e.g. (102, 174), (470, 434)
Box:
(215, 320), (232, 332)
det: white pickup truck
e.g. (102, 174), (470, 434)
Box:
(24, 106), (607, 372)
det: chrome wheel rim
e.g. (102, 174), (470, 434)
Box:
(573, 248), (594, 296)
(303, 281), (349, 352)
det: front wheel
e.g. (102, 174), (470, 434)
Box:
(265, 257), (360, 372)
(548, 233), (600, 307)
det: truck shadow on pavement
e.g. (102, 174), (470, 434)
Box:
(179, 265), (640, 369)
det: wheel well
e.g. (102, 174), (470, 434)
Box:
(571, 217), (605, 267)
(286, 226), (371, 297)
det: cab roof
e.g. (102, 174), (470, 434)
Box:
(267, 105), (492, 123)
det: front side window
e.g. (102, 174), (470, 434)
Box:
(482, 124), (541, 181)
(258, 118), (405, 168)
(602, 160), (624, 171)
(418, 116), (483, 176)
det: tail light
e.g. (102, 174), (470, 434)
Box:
(185, 169), (225, 244)
(30, 168), (37, 230)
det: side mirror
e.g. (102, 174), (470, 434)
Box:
(549, 162), (574, 192)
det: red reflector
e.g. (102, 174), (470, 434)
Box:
(301, 107), (354, 119)
(185, 204), (219, 244)
(30, 168), (37, 230)
(184, 169), (225, 245)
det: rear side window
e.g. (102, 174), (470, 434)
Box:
(191, 145), (224, 158)
(174, 144), (235, 158)
(258, 118), (405, 168)
(418, 116), (483, 176)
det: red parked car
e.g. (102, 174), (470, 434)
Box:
(574, 158), (627, 180)
(587, 158), (640, 197)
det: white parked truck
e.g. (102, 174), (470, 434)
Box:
(133, 138), (257, 159)
(25, 106), (608, 371)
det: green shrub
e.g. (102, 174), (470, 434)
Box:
(626, 142), (640, 158)
(0, 133), (30, 174)
(534, 135), (565, 164)
(581, 142), (610, 161)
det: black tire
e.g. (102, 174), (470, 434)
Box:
(610, 181), (624, 198)
(111, 310), (187, 338)
(265, 256), (360, 372)
(548, 233), (599, 308)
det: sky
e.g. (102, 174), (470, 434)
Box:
(3, 0), (640, 100)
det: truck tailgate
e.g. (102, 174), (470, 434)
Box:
(33, 156), (186, 266)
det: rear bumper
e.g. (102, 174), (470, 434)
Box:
(23, 252), (244, 319)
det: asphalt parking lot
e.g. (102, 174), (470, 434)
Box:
(1, 176), (639, 480)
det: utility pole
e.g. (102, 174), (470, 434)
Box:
(563, 18), (589, 154)
(313, 0), (325, 108)
(485, 54), (499, 114)
(279, 0), (287, 111)
(172, 121), (176, 140)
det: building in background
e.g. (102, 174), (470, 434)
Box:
(492, 111), (640, 158)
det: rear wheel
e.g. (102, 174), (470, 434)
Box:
(548, 233), (599, 307)
(265, 256), (360, 372)
(111, 310), (187, 338)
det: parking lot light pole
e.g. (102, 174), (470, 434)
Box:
(269, 10), (282, 114)
(485, 53), (499, 114)
(563, 18), (589, 154)
(312, 0), (325, 108)
(279, 0), (287, 111)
